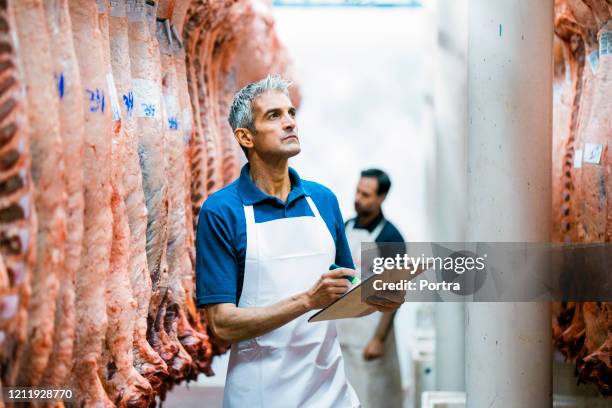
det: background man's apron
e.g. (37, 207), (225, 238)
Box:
(335, 219), (403, 408)
(223, 197), (360, 408)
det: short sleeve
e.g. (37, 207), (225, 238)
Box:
(330, 194), (355, 270)
(195, 207), (239, 307)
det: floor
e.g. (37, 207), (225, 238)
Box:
(162, 384), (224, 408)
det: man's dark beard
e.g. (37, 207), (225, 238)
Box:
(354, 202), (371, 218)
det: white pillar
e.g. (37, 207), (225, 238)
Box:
(466, 0), (553, 407)
(435, 303), (466, 392)
(434, 0), (468, 243)
(433, 0), (468, 393)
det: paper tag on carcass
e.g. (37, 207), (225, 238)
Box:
(600, 30), (612, 57)
(163, 93), (179, 131)
(573, 149), (583, 168)
(588, 51), (599, 74)
(96, 0), (107, 13)
(127, 0), (145, 22)
(583, 143), (603, 165)
(110, 0), (127, 17)
(182, 107), (192, 144)
(106, 73), (122, 122)
(132, 78), (161, 119)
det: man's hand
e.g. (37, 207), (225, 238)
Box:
(305, 268), (354, 310)
(363, 337), (385, 361)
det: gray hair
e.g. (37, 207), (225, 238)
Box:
(228, 74), (292, 133)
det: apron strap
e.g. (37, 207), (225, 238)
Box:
(243, 205), (257, 262)
(371, 219), (387, 241)
(244, 205), (256, 228)
(244, 198), (324, 226)
(305, 196), (323, 219)
(244, 205), (255, 225)
(346, 217), (386, 241)
(346, 218), (356, 232)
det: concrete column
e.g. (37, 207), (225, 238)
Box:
(435, 303), (466, 392)
(433, 0), (468, 393)
(466, 0), (553, 407)
(434, 0), (468, 243)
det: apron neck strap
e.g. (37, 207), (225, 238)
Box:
(305, 196), (322, 219)
(243, 196), (321, 226)
(348, 217), (387, 241)
(346, 219), (356, 231)
(244, 204), (256, 227)
(371, 219), (387, 240)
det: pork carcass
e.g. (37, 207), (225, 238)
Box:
(13, 0), (67, 388)
(67, 0), (114, 405)
(0, 0), (36, 387)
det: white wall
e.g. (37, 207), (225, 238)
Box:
(274, 6), (435, 242)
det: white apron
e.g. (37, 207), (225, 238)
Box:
(223, 196), (360, 408)
(335, 219), (403, 408)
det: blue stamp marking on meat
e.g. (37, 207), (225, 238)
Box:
(86, 88), (105, 113)
(55, 73), (65, 99)
(142, 103), (156, 117)
(168, 116), (178, 130)
(123, 91), (134, 116)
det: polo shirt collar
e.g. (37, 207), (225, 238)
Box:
(237, 163), (308, 206)
(354, 211), (385, 233)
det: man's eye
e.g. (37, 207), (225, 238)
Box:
(268, 113), (279, 119)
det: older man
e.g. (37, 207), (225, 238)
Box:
(195, 75), (402, 408)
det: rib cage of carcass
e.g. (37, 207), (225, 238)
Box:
(0, 0), (297, 406)
(552, 0), (612, 397)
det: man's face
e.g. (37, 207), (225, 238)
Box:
(248, 90), (300, 160)
(354, 177), (385, 217)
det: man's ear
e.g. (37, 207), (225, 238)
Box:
(234, 128), (254, 150)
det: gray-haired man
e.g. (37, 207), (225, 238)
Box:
(195, 75), (402, 407)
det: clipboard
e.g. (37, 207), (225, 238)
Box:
(308, 261), (433, 322)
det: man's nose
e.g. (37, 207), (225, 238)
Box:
(283, 114), (296, 131)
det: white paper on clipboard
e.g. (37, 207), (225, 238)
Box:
(308, 261), (432, 322)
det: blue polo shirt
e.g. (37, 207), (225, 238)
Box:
(196, 164), (355, 307)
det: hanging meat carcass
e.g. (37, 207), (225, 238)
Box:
(99, 2), (154, 406)
(154, 1), (195, 389)
(552, 0), (612, 396)
(171, 2), (214, 376)
(0, 0), (36, 388)
(40, 0), (85, 391)
(13, 0), (67, 388)
(127, 1), (188, 395)
(183, 1), (232, 219)
(68, 0), (114, 405)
